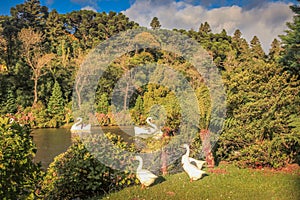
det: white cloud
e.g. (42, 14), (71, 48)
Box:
(123, 1), (294, 52)
(81, 5), (97, 12)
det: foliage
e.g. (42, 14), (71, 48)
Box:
(250, 36), (265, 59)
(0, 0), (299, 174)
(280, 0), (300, 78)
(96, 93), (109, 114)
(47, 81), (65, 127)
(29, 101), (48, 128)
(41, 133), (138, 199)
(196, 84), (211, 130)
(0, 116), (43, 199)
(130, 95), (144, 124)
(143, 84), (181, 130)
(218, 58), (300, 168)
(150, 17), (161, 30)
(18, 27), (55, 105)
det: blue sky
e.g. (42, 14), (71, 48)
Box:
(0, 0), (131, 15)
(0, 0), (298, 52)
(0, 0), (296, 15)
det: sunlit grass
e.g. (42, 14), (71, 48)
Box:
(97, 164), (300, 200)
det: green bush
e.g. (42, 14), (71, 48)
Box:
(217, 129), (300, 169)
(41, 133), (138, 199)
(0, 117), (43, 199)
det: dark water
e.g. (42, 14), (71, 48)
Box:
(32, 126), (134, 169)
(32, 128), (72, 169)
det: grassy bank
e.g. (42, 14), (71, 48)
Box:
(99, 164), (300, 200)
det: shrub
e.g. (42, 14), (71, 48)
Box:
(41, 133), (138, 199)
(0, 117), (43, 199)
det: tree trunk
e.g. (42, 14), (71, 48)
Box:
(33, 76), (38, 106)
(161, 148), (168, 175)
(123, 81), (129, 111)
(200, 129), (215, 168)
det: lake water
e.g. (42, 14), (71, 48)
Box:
(32, 126), (134, 169)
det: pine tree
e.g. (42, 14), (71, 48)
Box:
(198, 22), (211, 35)
(47, 81), (64, 126)
(10, 0), (48, 31)
(232, 29), (242, 41)
(97, 93), (109, 114)
(219, 58), (300, 168)
(268, 38), (281, 61)
(232, 30), (251, 62)
(279, 1), (300, 78)
(250, 36), (265, 59)
(131, 95), (144, 124)
(134, 95), (144, 116)
(150, 17), (161, 30)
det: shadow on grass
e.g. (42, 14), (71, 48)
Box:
(152, 176), (166, 186)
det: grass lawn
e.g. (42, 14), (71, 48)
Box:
(98, 163), (300, 200)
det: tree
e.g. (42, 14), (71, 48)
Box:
(10, 0), (48, 31)
(196, 84), (215, 167)
(232, 29), (251, 62)
(131, 95), (144, 124)
(218, 58), (300, 168)
(0, 15), (20, 69)
(18, 28), (54, 106)
(268, 38), (282, 61)
(150, 17), (161, 30)
(279, 1), (300, 78)
(250, 36), (265, 59)
(65, 11), (138, 50)
(195, 22), (212, 48)
(96, 93), (109, 114)
(45, 9), (66, 53)
(0, 21), (8, 69)
(47, 81), (65, 127)
(198, 22), (211, 35)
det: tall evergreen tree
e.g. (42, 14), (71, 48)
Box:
(280, 1), (300, 78)
(198, 22), (211, 35)
(45, 9), (66, 53)
(150, 17), (161, 30)
(232, 29), (251, 62)
(47, 81), (64, 127)
(97, 93), (109, 114)
(196, 22), (212, 47)
(250, 36), (265, 59)
(10, 0), (48, 31)
(268, 38), (282, 61)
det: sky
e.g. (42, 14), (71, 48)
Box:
(0, 0), (298, 52)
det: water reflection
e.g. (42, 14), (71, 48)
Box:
(32, 126), (135, 169)
(32, 128), (71, 170)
